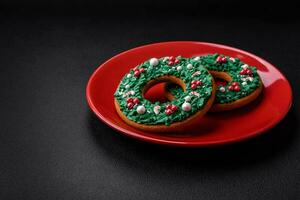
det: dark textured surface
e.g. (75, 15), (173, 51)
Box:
(0, 6), (299, 200)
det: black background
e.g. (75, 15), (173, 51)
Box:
(1, 0), (299, 199)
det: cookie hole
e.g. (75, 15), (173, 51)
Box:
(142, 76), (186, 104)
(143, 83), (171, 103)
(215, 78), (229, 86)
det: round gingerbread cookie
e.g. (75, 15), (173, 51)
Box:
(165, 54), (263, 112)
(114, 56), (216, 132)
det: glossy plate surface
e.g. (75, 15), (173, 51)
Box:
(86, 41), (292, 147)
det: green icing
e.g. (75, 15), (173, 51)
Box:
(166, 54), (261, 104)
(114, 56), (213, 125)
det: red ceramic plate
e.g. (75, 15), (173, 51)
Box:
(86, 41), (292, 147)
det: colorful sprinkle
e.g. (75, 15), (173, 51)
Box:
(136, 105), (146, 114)
(187, 64), (193, 70)
(184, 96), (191, 102)
(149, 58), (159, 66)
(182, 102), (191, 112)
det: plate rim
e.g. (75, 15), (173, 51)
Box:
(86, 41), (293, 147)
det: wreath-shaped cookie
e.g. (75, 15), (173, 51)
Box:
(114, 56), (216, 132)
(165, 54), (263, 112)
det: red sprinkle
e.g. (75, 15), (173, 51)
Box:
(133, 67), (139, 71)
(192, 80), (202, 86)
(127, 102), (134, 109)
(191, 84), (197, 90)
(126, 98), (133, 103)
(246, 69), (252, 75)
(234, 85), (240, 91)
(216, 55), (227, 63)
(169, 56), (176, 61)
(134, 71), (140, 77)
(133, 98), (140, 104)
(171, 105), (178, 111)
(216, 56), (223, 63)
(168, 61), (175, 66)
(221, 57), (227, 63)
(196, 80), (202, 85)
(140, 68), (145, 73)
(240, 68), (252, 75)
(228, 85), (234, 91)
(174, 59), (180, 64)
(232, 82), (239, 87)
(165, 109), (172, 115)
(240, 70), (245, 75)
(166, 104), (172, 110)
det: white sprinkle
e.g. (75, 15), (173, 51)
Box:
(229, 57), (236, 62)
(241, 64), (248, 69)
(163, 56), (169, 62)
(127, 74), (132, 78)
(190, 91), (200, 97)
(125, 84), (130, 89)
(136, 105), (146, 114)
(130, 90), (135, 95)
(192, 71), (201, 77)
(219, 87), (225, 92)
(193, 56), (200, 61)
(241, 78), (246, 81)
(247, 77), (254, 82)
(153, 105), (161, 115)
(182, 102), (191, 112)
(242, 81), (247, 86)
(176, 66), (182, 71)
(123, 91), (133, 97)
(184, 96), (191, 102)
(187, 64), (193, 70)
(149, 58), (159, 66)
